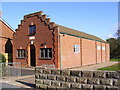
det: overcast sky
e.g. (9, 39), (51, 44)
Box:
(1, 2), (118, 40)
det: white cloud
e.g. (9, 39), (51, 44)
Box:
(113, 23), (120, 30)
(103, 34), (117, 40)
(108, 34), (115, 38)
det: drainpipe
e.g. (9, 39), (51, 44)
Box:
(80, 38), (82, 66)
(101, 42), (102, 63)
(57, 26), (62, 69)
(95, 41), (97, 64)
(59, 33), (62, 69)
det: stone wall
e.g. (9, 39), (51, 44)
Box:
(35, 67), (120, 89)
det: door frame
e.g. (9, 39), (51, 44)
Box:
(30, 44), (36, 66)
(27, 43), (37, 67)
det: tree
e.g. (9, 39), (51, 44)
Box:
(116, 29), (120, 44)
(106, 29), (120, 59)
(116, 29), (120, 58)
(106, 38), (119, 59)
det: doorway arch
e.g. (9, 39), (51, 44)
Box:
(5, 38), (13, 63)
(30, 44), (36, 66)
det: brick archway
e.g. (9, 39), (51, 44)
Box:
(27, 42), (37, 67)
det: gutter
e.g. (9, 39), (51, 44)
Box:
(60, 32), (108, 44)
(0, 36), (12, 40)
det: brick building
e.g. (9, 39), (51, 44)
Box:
(0, 16), (14, 62)
(13, 11), (110, 69)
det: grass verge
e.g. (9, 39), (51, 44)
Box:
(110, 58), (120, 61)
(98, 63), (120, 71)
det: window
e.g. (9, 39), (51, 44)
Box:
(17, 49), (25, 58)
(97, 46), (101, 50)
(40, 48), (52, 59)
(74, 45), (80, 53)
(29, 25), (36, 35)
(102, 46), (105, 50)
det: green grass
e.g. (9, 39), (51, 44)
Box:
(110, 58), (120, 61)
(98, 63), (120, 71)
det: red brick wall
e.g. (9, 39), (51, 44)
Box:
(101, 43), (106, 62)
(105, 43), (110, 62)
(60, 34), (81, 69)
(82, 38), (96, 66)
(96, 42), (102, 63)
(0, 20), (14, 54)
(60, 34), (110, 69)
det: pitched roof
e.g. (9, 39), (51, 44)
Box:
(58, 25), (107, 43)
(0, 18), (14, 32)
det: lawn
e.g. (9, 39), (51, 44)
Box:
(110, 58), (120, 61)
(98, 63), (120, 71)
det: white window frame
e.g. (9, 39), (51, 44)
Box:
(17, 49), (25, 58)
(102, 46), (105, 50)
(74, 45), (80, 53)
(40, 48), (52, 59)
(97, 46), (101, 50)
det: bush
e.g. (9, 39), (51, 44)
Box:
(0, 53), (6, 63)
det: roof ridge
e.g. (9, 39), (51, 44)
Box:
(57, 24), (106, 43)
(56, 24), (91, 35)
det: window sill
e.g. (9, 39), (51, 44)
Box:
(16, 57), (25, 59)
(28, 34), (36, 36)
(39, 58), (52, 60)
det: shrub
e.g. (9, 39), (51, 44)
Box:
(0, 53), (6, 63)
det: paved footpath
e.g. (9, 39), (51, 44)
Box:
(1, 82), (21, 88)
(71, 61), (119, 71)
(0, 75), (35, 89)
(0, 67), (35, 89)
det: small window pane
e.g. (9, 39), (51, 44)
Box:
(20, 50), (22, 57)
(17, 49), (25, 58)
(23, 50), (25, 57)
(97, 46), (101, 50)
(102, 46), (105, 50)
(18, 50), (20, 57)
(45, 49), (48, 57)
(74, 45), (80, 53)
(29, 25), (36, 35)
(48, 49), (52, 58)
(74, 47), (76, 52)
(40, 48), (52, 58)
(40, 49), (44, 57)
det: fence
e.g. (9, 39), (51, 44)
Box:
(35, 67), (120, 89)
(0, 62), (21, 78)
(0, 62), (22, 89)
